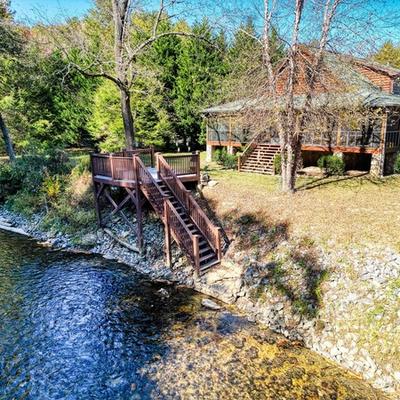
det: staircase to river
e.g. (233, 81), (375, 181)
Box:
(91, 150), (222, 276)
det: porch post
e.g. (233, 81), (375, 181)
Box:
(206, 143), (214, 162)
(370, 113), (388, 177)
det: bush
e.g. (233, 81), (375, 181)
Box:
(274, 154), (281, 175)
(214, 149), (238, 169)
(394, 152), (400, 174)
(317, 155), (345, 176)
(0, 148), (71, 203)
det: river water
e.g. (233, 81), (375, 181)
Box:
(0, 230), (386, 399)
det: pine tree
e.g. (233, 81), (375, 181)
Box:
(374, 41), (400, 69)
(173, 19), (228, 150)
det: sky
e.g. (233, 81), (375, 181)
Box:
(10, 0), (400, 52)
(12, 0), (93, 22)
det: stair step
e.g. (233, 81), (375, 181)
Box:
(199, 259), (220, 273)
(199, 252), (216, 263)
(200, 247), (213, 255)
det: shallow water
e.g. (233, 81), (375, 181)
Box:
(0, 230), (387, 399)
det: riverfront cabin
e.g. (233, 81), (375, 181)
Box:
(90, 148), (222, 276)
(203, 49), (400, 176)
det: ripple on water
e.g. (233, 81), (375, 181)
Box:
(0, 230), (389, 399)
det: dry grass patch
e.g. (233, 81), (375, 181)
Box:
(202, 168), (400, 249)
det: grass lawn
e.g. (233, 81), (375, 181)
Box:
(201, 158), (400, 250)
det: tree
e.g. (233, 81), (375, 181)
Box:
(0, 0), (18, 161)
(174, 19), (228, 149)
(239, 0), (343, 192)
(51, 0), (214, 150)
(374, 41), (400, 68)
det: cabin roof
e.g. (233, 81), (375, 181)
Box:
(203, 51), (400, 115)
(203, 91), (400, 114)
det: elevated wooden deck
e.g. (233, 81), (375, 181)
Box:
(90, 149), (222, 275)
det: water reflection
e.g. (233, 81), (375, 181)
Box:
(0, 230), (387, 399)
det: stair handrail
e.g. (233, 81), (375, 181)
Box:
(135, 155), (167, 216)
(135, 155), (201, 272)
(237, 131), (264, 171)
(164, 198), (200, 274)
(157, 154), (221, 259)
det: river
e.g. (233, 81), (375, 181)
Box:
(0, 230), (386, 399)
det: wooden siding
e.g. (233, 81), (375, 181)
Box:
(354, 65), (393, 93)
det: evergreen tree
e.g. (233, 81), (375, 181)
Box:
(173, 19), (228, 150)
(374, 41), (400, 69)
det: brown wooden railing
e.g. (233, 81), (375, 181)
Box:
(91, 153), (112, 177)
(116, 147), (155, 168)
(157, 154), (221, 259)
(136, 156), (202, 273)
(164, 199), (200, 273)
(386, 130), (400, 150)
(163, 153), (200, 180)
(135, 156), (165, 215)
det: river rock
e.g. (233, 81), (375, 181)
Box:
(201, 298), (222, 310)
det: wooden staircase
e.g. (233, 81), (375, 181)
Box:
(136, 155), (221, 275)
(158, 182), (220, 274)
(239, 144), (280, 174)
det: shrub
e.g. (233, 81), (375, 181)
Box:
(317, 155), (345, 176)
(42, 174), (62, 204)
(0, 148), (71, 204)
(274, 154), (282, 175)
(394, 152), (400, 174)
(214, 149), (237, 169)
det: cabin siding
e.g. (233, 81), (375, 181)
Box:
(355, 65), (393, 93)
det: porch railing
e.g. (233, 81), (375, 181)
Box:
(302, 130), (381, 148)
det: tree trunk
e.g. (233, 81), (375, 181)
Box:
(0, 113), (16, 162)
(119, 87), (135, 150)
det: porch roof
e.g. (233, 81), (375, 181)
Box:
(202, 91), (400, 115)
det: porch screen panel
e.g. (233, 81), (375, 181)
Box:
(207, 118), (229, 142)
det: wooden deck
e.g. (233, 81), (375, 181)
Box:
(90, 149), (222, 275)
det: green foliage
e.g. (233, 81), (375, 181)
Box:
(173, 19), (228, 149)
(214, 148), (237, 169)
(42, 174), (62, 204)
(317, 155), (345, 176)
(274, 153), (282, 175)
(373, 41), (400, 69)
(394, 152), (400, 174)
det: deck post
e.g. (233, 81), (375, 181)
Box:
(194, 150), (200, 182)
(90, 154), (104, 227)
(155, 152), (161, 176)
(163, 199), (172, 267)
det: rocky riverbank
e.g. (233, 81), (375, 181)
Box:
(0, 206), (399, 397)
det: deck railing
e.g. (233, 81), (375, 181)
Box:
(116, 147), (155, 168)
(163, 153), (200, 180)
(91, 153), (112, 178)
(157, 154), (221, 259)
